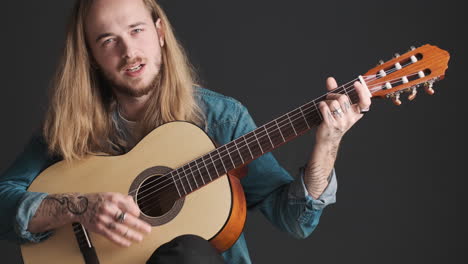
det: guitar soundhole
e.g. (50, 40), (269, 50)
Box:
(130, 166), (184, 226)
(137, 175), (179, 217)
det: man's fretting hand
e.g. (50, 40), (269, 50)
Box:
(304, 77), (372, 199)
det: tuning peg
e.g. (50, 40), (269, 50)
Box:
(394, 53), (401, 58)
(407, 87), (417, 101)
(379, 60), (385, 65)
(410, 46), (416, 51)
(392, 93), (402, 106)
(424, 82), (435, 95)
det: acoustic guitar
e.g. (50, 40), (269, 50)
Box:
(20, 44), (450, 263)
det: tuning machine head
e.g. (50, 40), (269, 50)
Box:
(424, 81), (435, 95)
(387, 92), (402, 106)
(407, 86), (418, 101)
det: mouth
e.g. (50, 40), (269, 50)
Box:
(123, 64), (146, 77)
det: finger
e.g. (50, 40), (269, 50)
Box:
(101, 214), (144, 243)
(353, 81), (372, 112)
(119, 213), (152, 234)
(325, 94), (352, 113)
(327, 100), (343, 118)
(94, 217), (133, 247)
(326, 77), (338, 91)
(99, 203), (151, 234)
(108, 193), (141, 217)
(100, 223), (133, 247)
(319, 101), (335, 124)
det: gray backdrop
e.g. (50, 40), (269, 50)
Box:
(1, 0), (466, 263)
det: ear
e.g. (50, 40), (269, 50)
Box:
(155, 18), (165, 47)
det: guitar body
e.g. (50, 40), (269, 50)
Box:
(20, 122), (246, 264)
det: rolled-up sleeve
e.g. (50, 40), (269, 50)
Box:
(0, 134), (56, 243)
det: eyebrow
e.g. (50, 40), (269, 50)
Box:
(95, 22), (148, 43)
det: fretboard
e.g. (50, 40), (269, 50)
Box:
(169, 83), (359, 197)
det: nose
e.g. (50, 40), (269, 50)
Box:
(121, 37), (137, 60)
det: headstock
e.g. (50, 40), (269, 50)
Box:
(363, 44), (450, 105)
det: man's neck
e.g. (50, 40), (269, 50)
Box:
(114, 91), (152, 122)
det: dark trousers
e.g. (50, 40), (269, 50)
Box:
(147, 235), (226, 264)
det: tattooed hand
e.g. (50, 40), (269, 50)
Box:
(29, 192), (152, 247)
(304, 77), (371, 199)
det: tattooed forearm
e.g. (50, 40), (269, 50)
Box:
(44, 195), (89, 215)
(304, 162), (329, 198)
(28, 193), (89, 233)
(305, 140), (340, 199)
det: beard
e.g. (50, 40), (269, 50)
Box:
(101, 58), (162, 98)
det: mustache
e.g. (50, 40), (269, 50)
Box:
(118, 57), (145, 71)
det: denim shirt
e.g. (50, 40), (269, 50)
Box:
(0, 87), (337, 264)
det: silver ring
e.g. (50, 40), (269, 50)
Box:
(331, 108), (343, 115)
(360, 107), (370, 114)
(116, 212), (126, 223)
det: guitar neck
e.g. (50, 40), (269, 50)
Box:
(169, 81), (360, 197)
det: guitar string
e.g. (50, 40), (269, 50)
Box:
(130, 54), (443, 210)
(135, 70), (432, 211)
(132, 63), (432, 208)
(131, 58), (423, 201)
(130, 52), (446, 202)
(132, 54), (437, 199)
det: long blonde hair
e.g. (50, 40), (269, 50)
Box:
(43, 0), (204, 161)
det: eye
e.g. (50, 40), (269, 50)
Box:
(132, 28), (144, 34)
(102, 38), (115, 46)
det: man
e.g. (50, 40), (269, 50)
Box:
(0, 0), (371, 263)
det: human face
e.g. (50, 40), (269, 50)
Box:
(85, 0), (164, 97)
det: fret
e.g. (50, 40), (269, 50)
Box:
(286, 112), (298, 135)
(274, 119), (286, 142)
(253, 130), (264, 153)
(299, 105), (310, 129)
(184, 163), (198, 190)
(276, 115), (295, 140)
(208, 152), (221, 177)
(255, 126), (271, 153)
(180, 166), (193, 192)
(233, 139), (245, 164)
(290, 108), (309, 134)
(262, 125), (274, 149)
(312, 100), (323, 121)
(342, 84), (351, 102)
(196, 159), (206, 185)
(265, 122), (283, 147)
(215, 149), (228, 174)
(173, 170), (187, 196)
(245, 131), (262, 157)
(188, 161), (200, 188)
(221, 144), (235, 170)
(170, 171), (182, 197)
(200, 156), (212, 182)
(226, 142), (243, 168)
(242, 135), (254, 159)
(197, 161), (206, 186)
